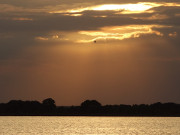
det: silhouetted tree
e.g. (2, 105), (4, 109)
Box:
(42, 98), (56, 112)
(81, 100), (101, 108)
(42, 98), (55, 106)
(2, 100), (43, 115)
(0, 99), (180, 116)
(80, 100), (102, 115)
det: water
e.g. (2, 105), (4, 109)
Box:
(0, 117), (180, 135)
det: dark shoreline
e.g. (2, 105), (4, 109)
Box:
(0, 99), (180, 116)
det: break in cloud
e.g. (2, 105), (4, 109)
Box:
(0, 0), (180, 43)
(0, 0), (180, 105)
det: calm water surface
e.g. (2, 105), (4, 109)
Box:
(0, 117), (180, 135)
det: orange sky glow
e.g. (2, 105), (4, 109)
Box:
(0, 0), (180, 105)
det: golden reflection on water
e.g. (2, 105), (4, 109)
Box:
(0, 117), (180, 134)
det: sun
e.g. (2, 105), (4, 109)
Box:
(92, 3), (153, 12)
(65, 3), (155, 14)
(50, 2), (167, 14)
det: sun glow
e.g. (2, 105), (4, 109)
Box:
(77, 25), (168, 43)
(36, 25), (170, 43)
(63, 3), (155, 14)
(49, 2), (180, 15)
(92, 4), (152, 12)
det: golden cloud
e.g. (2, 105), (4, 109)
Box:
(76, 25), (168, 43)
(49, 2), (180, 15)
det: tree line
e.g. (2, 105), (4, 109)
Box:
(0, 98), (180, 116)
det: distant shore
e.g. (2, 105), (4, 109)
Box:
(0, 98), (180, 116)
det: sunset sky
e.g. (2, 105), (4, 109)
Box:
(0, 0), (180, 105)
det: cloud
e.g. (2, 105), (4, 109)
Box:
(0, 0), (180, 104)
(76, 25), (166, 43)
(0, 0), (180, 57)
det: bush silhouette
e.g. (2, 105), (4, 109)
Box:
(42, 98), (56, 107)
(0, 99), (180, 116)
(81, 100), (101, 108)
(42, 98), (56, 112)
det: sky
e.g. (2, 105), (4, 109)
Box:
(0, 0), (180, 105)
